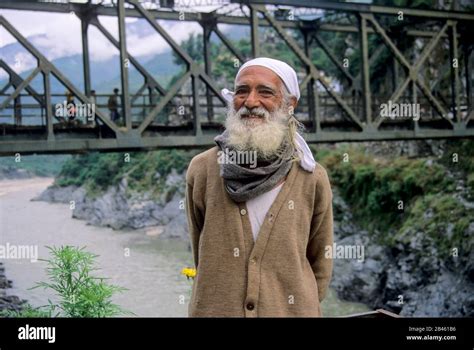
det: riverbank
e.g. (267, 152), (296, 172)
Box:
(0, 262), (25, 313)
(0, 178), (55, 313)
(330, 187), (474, 316)
(318, 140), (474, 317)
(0, 154), (70, 180)
(34, 172), (188, 240)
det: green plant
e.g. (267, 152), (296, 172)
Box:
(55, 149), (197, 197)
(316, 145), (455, 234)
(0, 154), (71, 177)
(1, 304), (53, 318)
(2, 246), (131, 318)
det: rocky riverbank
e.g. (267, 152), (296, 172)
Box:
(330, 189), (474, 317)
(34, 171), (188, 240)
(0, 167), (35, 180)
(0, 262), (25, 314)
(326, 139), (474, 316)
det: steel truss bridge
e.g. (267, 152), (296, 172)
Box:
(0, 0), (473, 155)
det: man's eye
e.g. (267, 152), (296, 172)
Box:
(260, 90), (273, 96)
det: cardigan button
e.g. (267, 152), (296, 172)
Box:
(246, 302), (255, 311)
(240, 209), (247, 215)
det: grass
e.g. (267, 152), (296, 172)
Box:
(399, 194), (473, 261)
(0, 154), (71, 177)
(316, 145), (453, 235)
(55, 149), (198, 198)
(314, 140), (473, 264)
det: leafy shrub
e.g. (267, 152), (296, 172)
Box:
(1, 246), (131, 318)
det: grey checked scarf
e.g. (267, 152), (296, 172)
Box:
(214, 130), (294, 203)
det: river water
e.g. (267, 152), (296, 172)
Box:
(0, 178), (369, 317)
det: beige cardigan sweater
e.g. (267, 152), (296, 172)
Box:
(185, 146), (333, 317)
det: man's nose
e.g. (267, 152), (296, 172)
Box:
(244, 90), (260, 109)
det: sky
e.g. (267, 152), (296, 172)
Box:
(0, 8), (220, 77)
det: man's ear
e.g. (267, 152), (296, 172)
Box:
(287, 96), (298, 115)
(290, 96), (298, 109)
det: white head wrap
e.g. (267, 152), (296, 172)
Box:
(221, 57), (316, 173)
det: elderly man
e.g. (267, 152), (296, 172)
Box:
(185, 57), (333, 317)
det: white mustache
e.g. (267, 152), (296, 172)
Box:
(236, 107), (269, 120)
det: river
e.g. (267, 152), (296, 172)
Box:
(0, 178), (369, 317)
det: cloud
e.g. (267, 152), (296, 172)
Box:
(1, 9), (204, 66)
(1, 10), (83, 61)
(95, 16), (202, 59)
(125, 20), (202, 58)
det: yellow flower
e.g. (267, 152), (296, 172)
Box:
(181, 267), (197, 279)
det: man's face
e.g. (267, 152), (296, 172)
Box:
(225, 66), (294, 160)
(233, 66), (284, 126)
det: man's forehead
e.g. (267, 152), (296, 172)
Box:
(235, 66), (283, 87)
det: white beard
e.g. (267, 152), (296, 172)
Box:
(225, 104), (289, 160)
